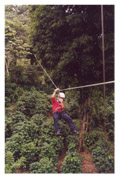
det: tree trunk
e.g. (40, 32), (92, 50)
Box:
(86, 97), (90, 132)
(5, 53), (12, 75)
(78, 99), (87, 152)
(5, 60), (9, 75)
(78, 97), (91, 152)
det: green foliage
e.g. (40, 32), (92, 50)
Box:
(105, 92), (114, 141)
(5, 5), (31, 76)
(39, 135), (64, 155)
(5, 92), (56, 172)
(61, 134), (82, 173)
(88, 90), (114, 136)
(21, 142), (39, 164)
(82, 129), (114, 173)
(10, 66), (24, 84)
(5, 151), (14, 173)
(91, 140), (114, 173)
(5, 107), (15, 139)
(13, 111), (27, 123)
(30, 158), (57, 173)
(29, 5), (114, 88)
(5, 82), (18, 104)
(13, 119), (41, 144)
(83, 130), (104, 149)
(28, 120), (64, 173)
(5, 151), (26, 173)
(5, 74), (24, 105)
(61, 151), (82, 173)
(66, 135), (79, 149)
(5, 134), (24, 160)
(39, 120), (64, 162)
(5, 151), (14, 166)
(5, 115), (14, 139)
(39, 142), (58, 163)
(49, 137), (64, 155)
(58, 120), (71, 136)
(15, 89), (52, 117)
(105, 155), (114, 173)
(88, 89), (105, 128)
(41, 120), (55, 137)
(64, 90), (81, 118)
(67, 142), (78, 152)
(9, 65), (47, 90)
(31, 113), (45, 126)
(5, 164), (12, 173)
(22, 65), (43, 89)
(5, 97), (11, 107)
(12, 157), (26, 172)
(5, 107), (14, 117)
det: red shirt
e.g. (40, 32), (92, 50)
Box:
(51, 97), (65, 115)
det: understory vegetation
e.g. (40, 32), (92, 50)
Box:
(5, 87), (114, 173)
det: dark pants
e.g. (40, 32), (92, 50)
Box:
(53, 111), (76, 132)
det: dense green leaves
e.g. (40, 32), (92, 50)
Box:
(12, 156), (26, 172)
(21, 142), (39, 164)
(61, 152), (82, 173)
(105, 92), (114, 141)
(30, 158), (57, 173)
(5, 151), (14, 167)
(5, 133), (24, 159)
(82, 88), (114, 138)
(83, 130), (104, 149)
(82, 130), (114, 173)
(91, 140), (114, 173)
(15, 89), (52, 117)
(61, 133), (82, 173)
(64, 90), (81, 118)
(5, 151), (26, 173)
(5, 5), (31, 75)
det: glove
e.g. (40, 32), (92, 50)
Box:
(54, 88), (60, 93)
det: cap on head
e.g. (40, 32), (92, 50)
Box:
(58, 92), (65, 99)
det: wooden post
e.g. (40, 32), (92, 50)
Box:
(101, 5), (106, 121)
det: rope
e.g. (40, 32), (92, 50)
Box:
(60, 81), (114, 91)
(34, 55), (58, 89)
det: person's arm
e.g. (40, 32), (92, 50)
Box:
(51, 88), (60, 98)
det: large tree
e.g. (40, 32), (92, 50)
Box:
(29, 5), (114, 89)
(5, 5), (31, 75)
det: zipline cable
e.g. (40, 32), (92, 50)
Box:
(60, 81), (114, 91)
(34, 55), (58, 89)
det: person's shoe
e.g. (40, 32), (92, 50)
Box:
(72, 130), (79, 135)
(56, 131), (62, 136)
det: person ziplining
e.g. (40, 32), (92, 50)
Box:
(34, 55), (114, 136)
(51, 88), (79, 136)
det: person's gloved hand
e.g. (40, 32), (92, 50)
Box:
(54, 88), (60, 93)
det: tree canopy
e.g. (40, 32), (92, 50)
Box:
(29, 5), (114, 89)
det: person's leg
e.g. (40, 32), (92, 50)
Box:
(61, 112), (76, 132)
(53, 112), (61, 133)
